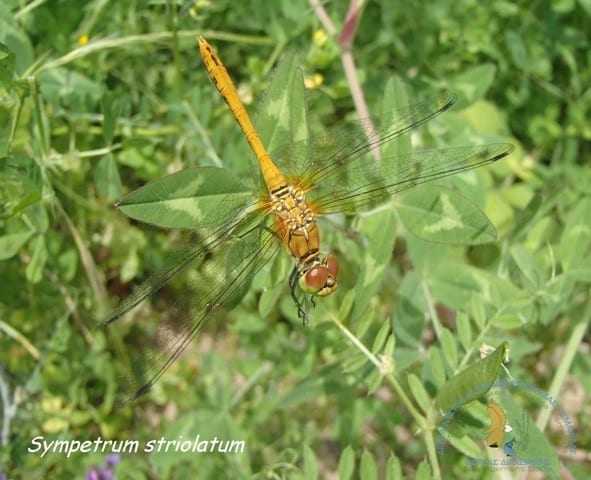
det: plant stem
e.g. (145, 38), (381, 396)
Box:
(0, 320), (40, 360)
(14, 0), (48, 19)
(182, 100), (223, 167)
(422, 281), (443, 340)
(536, 300), (591, 432)
(0, 365), (15, 446)
(29, 77), (50, 160)
(37, 30), (272, 73)
(423, 427), (442, 480)
(308, 0), (379, 160)
(329, 313), (442, 477)
(8, 96), (24, 151)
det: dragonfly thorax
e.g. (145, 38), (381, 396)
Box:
(270, 185), (315, 239)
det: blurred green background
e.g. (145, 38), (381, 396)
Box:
(1, 0), (590, 478)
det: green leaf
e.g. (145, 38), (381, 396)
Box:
(352, 209), (396, 318)
(456, 313), (472, 351)
(0, 230), (33, 260)
(255, 50), (307, 164)
(102, 92), (122, 145)
(39, 67), (103, 111)
(338, 446), (355, 480)
(397, 185), (497, 245)
(95, 154), (123, 201)
(505, 30), (529, 70)
(510, 244), (544, 287)
(0, 16), (33, 74)
(469, 296), (487, 329)
(497, 391), (561, 479)
(381, 76), (411, 166)
(461, 100), (509, 134)
(511, 193), (543, 239)
(407, 373), (432, 415)
(559, 197), (591, 271)
(302, 444), (318, 480)
(0, 42), (15, 87)
(117, 167), (253, 229)
(26, 235), (47, 284)
(371, 317), (391, 354)
(0, 86), (17, 158)
(429, 263), (524, 311)
(436, 343), (507, 412)
(452, 64), (497, 105)
(258, 282), (283, 317)
(426, 347), (446, 389)
(385, 453), (403, 480)
(415, 460), (432, 479)
(579, 0), (591, 15)
(360, 450), (378, 480)
(440, 328), (458, 371)
(436, 427), (485, 460)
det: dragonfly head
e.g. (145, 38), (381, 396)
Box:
(299, 254), (338, 296)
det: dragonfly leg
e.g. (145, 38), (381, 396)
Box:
(289, 266), (308, 325)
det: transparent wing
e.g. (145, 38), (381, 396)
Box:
(104, 223), (280, 403)
(268, 92), (455, 185)
(309, 143), (514, 214)
(102, 204), (260, 326)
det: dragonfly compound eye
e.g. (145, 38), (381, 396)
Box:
(301, 266), (328, 294)
(299, 262), (338, 296)
(325, 254), (339, 278)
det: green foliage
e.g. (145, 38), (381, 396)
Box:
(0, 1), (589, 479)
(436, 343), (507, 412)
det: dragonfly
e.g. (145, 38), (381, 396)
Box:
(103, 37), (513, 402)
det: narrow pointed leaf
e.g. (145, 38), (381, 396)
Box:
(436, 343), (507, 412)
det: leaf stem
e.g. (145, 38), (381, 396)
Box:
(328, 314), (428, 431)
(422, 281), (443, 340)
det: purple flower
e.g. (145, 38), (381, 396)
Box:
(86, 468), (101, 480)
(99, 469), (114, 480)
(105, 454), (121, 467)
(86, 453), (120, 480)
(0, 473), (7, 480)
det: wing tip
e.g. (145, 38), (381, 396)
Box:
(437, 90), (457, 113)
(490, 142), (515, 162)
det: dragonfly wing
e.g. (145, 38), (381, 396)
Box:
(106, 223), (280, 403)
(102, 203), (260, 326)
(267, 92), (455, 186)
(309, 143), (514, 214)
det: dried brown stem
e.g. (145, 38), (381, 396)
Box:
(308, 0), (379, 160)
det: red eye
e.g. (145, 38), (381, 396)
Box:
(305, 266), (328, 291)
(326, 255), (339, 278)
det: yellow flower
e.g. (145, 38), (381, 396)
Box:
(313, 29), (327, 46)
(304, 73), (324, 89)
(78, 34), (89, 46)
